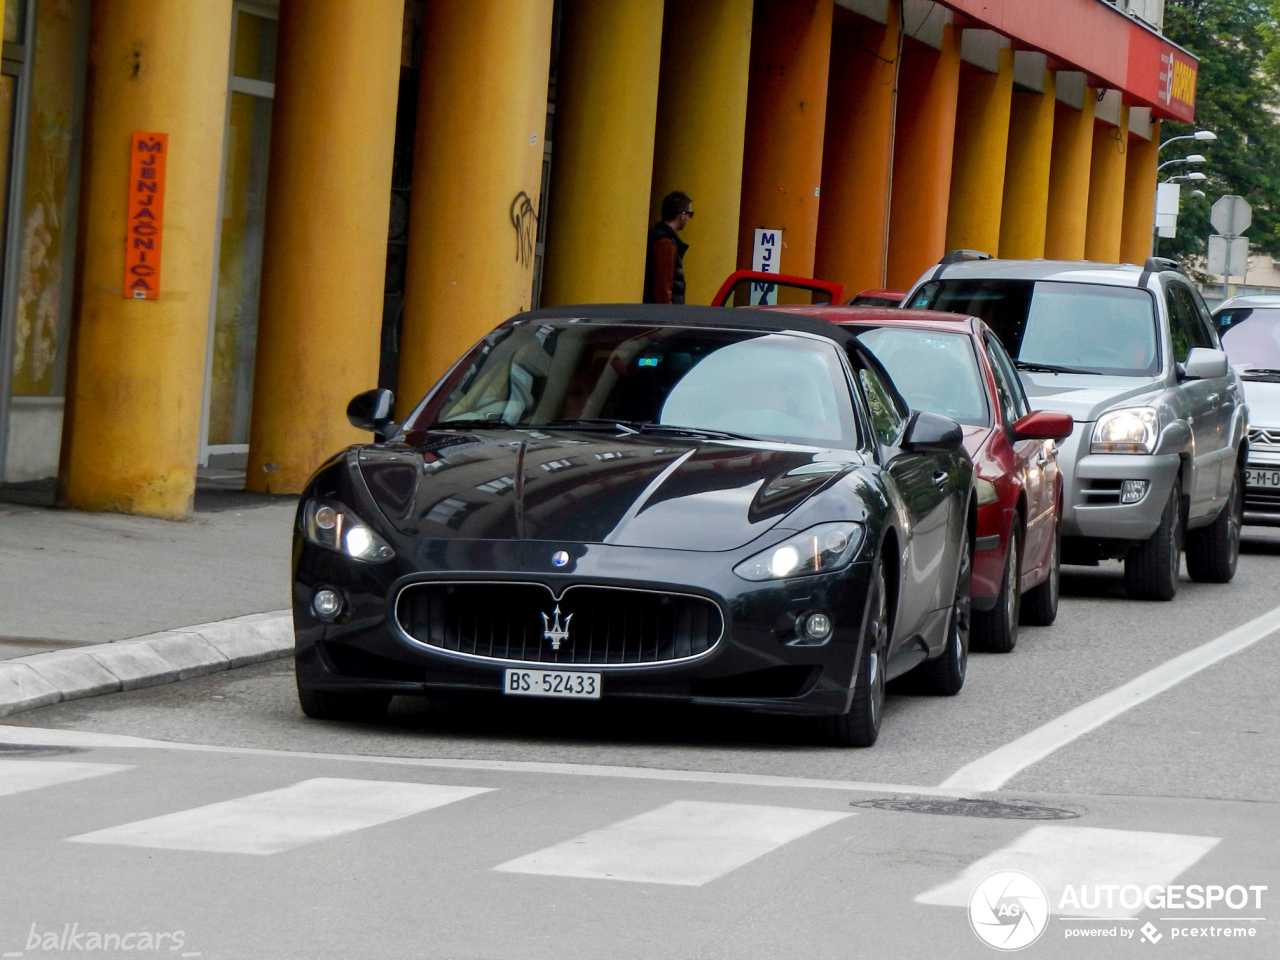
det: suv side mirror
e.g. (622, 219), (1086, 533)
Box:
(1012, 410), (1074, 441)
(902, 411), (964, 453)
(1179, 347), (1229, 381)
(347, 388), (397, 436)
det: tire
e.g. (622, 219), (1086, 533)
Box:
(1185, 467), (1243, 583)
(1124, 479), (1182, 601)
(1021, 527), (1060, 626)
(921, 526), (971, 695)
(297, 683), (392, 722)
(824, 556), (889, 747)
(972, 520), (1021, 653)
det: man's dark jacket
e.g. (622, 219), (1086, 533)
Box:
(643, 222), (689, 304)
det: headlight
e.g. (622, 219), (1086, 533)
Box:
(1091, 407), (1159, 454)
(734, 522), (864, 581)
(975, 477), (999, 507)
(303, 500), (395, 562)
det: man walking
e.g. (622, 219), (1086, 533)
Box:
(643, 191), (693, 304)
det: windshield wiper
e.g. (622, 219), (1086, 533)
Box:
(428, 418), (521, 429)
(1240, 367), (1280, 378)
(1014, 360), (1092, 375)
(635, 422), (759, 442)
(539, 418), (641, 434)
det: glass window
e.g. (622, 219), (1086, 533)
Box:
(987, 336), (1031, 419)
(1222, 310), (1280, 374)
(915, 279), (1161, 377)
(1187, 286), (1222, 348)
(1169, 284), (1213, 351)
(412, 323), (858, 449)
(983, 336), (1024, 425)
(855, 363), (907, 447)
(1165, 284), (1199, 364)
(232, 10), (277, 83)
(855, 327), (989, 426)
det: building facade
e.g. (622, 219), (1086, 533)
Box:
(0, 0), (1197, 518)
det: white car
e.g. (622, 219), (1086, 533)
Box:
(1216, 296), (1280, 525)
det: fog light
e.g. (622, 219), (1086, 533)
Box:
(1120, 479), (1149, 504)
(803, 612), (833, 642)
(312, 588), (342, 621)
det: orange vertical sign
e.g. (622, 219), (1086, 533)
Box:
(124, 132), (168, 299)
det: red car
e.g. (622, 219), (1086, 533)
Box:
(715, 272), (1073, 652)
(848, 288), (908, 308)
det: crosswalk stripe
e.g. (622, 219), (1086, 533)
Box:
(0, 759), (132, 797)
(915, 825), (1221, 918)
(66, 778), (493, 855)
(494, 800), (853, 886)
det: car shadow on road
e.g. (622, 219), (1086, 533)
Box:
(1059, 563), (1132, 600)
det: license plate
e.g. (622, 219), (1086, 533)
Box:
(503, 668), (601, 700)
(1245, 468), (1280, 488)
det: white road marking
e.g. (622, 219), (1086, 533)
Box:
(494, 800), (851, 886)
(67, 777), (492, 855)
(940, 603), (1280, 792)
(0, 759), (131, 797)
(915, 825), (1220, 918)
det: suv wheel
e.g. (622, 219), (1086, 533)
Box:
(973, 521), (1020, 652)
(1185, 468), (1243, 583)
(1124, 480), (1182, 601)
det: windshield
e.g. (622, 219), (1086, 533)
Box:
(1222, 310), (1280, 373)
(910, 279), (1160, 377)
(407, 322), (857, 448)
(855, 327), (990, 426)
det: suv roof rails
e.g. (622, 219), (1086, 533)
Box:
(931, 249), (994, 282)
(1138, 256), (1184, 287)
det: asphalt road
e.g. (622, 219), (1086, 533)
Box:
(2, 530), (1278, 959)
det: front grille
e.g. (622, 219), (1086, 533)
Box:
(396, 582), (724, 666)
(1249, 427), (1280, 448)
(1081, 479), (1122, 504)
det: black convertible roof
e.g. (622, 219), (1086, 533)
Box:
(511, 303), (859, 348)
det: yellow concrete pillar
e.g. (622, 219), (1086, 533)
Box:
(650, 0), (753, 306)
(1120, 122), (1160, 266)
(815, 4), (900, 294)
(540, 0), (665, 305)
(737, 0), (833, 287)
(946, 50), (1014, 256)
(998, 70), (1056, 259)
(886, 28), (962, 291)
(245, 0), (402, 494)
(1044, 93), (1096, 261)
(60, 0), (232, 519)
(398, 0), (554, 407)
(1085, 106), (1130, 263)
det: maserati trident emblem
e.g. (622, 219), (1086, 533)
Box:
(541, 604), (573, 650)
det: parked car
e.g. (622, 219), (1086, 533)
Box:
(905, 254), (1248, 600)
(1216, 300), (1280, 525)
(848, 289), (907, 308)
(715, 271), (1073, 652)
(294, 305), (975, 747)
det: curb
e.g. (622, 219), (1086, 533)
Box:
(0, 610), (292, 718)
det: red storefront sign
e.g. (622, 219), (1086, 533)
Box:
(124, 132), (168, 300)
(1126, 24), (1198, 123)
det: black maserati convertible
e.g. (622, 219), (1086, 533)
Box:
(293, 305), (974, 745)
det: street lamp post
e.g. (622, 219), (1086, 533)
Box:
(1157, 154), (1206, 173)
(1159, 130), (1217, 151)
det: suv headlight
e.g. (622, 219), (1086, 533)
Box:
(1091, 407), (1159, 455)
(303, 500), (394, 562)
(734, 522), (864, 581)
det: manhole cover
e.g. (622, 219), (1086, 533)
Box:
(0, 742), (82, 758)
(853, 796), (1079, 820)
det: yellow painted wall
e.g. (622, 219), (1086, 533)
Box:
(1085, 107), (1130, 263)
(1045, 94), (1096, 261)
(998, 70), (1056, 260)
(945, 50), (1014, 257)
(1119, 123), (1159, 266)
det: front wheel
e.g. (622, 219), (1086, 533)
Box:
(297, 683), (392, 722)
(1124, 480), (1182, 601)
(1185, 468), (1242, 583)
(921, 527), (971, 695)
(972, 521), (1020, 652)
(824, 557), (889, 747)
(1021, 527), (1060, 626)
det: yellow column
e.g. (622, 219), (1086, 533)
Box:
(60, 0), (232, 519)
(1120, 122), (1160, 266)
(886, 28), (962, 291)
(737, 0), (833, 286)
(1045, 94), (1096, 260)
(650, 0), (753, 306)
(398, 0), (554, 408)
(945, 50), (1014, 256)
(540, 0), (665, 305)
(1085, 106), (1130, 263)
(245, 0), (402, 494)
(998, 70), (1056, 259)
(815, 4), (900, 294)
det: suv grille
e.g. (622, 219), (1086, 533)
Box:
(395, 582), (724, 666)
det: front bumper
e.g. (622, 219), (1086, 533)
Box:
(1244, 443), (1280, 526)
(293, 537), (873, 717)
(1057, 423), (1178, 542)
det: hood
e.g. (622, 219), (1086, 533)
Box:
(357, 429), (857, 551)
(1019, 373), (1165, 423)
(1241, 378), (1280, 428)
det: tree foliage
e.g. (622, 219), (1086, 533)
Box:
(1159, 0), (1280, 260)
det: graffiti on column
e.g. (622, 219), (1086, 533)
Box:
(511, 191), (537, 269)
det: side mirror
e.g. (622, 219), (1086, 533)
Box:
(1179, 348), (1229, 381)
(1012, 410), (1074, 441)
(347, 388), (397, 435)
(903, 411), (964, 453)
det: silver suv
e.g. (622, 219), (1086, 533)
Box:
(905, 256), (1247, 600)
